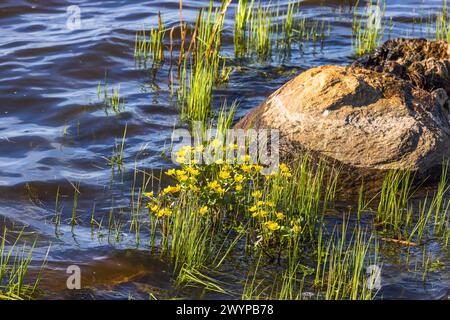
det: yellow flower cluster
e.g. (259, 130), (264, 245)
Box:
(145, 141), (301, 242)
(249, 198), (276, 218)
(247, 190), (303, 239)
(279, 163), (292, 178)
(207, 180), (226, 195)
(146, 202), (172, 218)
(265, 221), (281, 231)
(199, 206), (209, 215)
(163, 185), (181, 195)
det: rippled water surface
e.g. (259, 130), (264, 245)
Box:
(0, 0), (449, 299)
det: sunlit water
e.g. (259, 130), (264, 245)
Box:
(0, 0), (448, 299)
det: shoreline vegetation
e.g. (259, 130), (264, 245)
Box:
(1, 0), (449, 300)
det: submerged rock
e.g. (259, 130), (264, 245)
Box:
(235, 65), (450, 179)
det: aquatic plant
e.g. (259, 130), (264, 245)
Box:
(234, 0), (329, 61)
(134, 11), (166, 66)
(353, 0), (386, 56)
(234, 0), (255, 57)
(372, 163), (449, 245)
(178, 0), (232, 126)
(0, 228), (48, 300)
(104, 124), (127, 176)
(316, 220), (380, 300)
(376, 170), (414, 237)
(98, 79), (125, 114)
(247, 3), (275, 60)
(70, 182), (81, 226)
(436, 0), (450, 42)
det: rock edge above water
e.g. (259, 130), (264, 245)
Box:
(236, 41), (450, 179)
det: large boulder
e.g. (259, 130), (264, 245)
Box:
(235, 65), (450, 178)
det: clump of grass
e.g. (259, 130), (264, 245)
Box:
(134, 11), (166, 66)
(376, 170), (414, 237)
(264, 156), (339, 240)
(142, 133), (340, 292)
(316, 221), (380, 300)
(247, 3), (275, 60)
(177, 267), (231, 295)
(436, 0), (450, 42)
(104, 124), (128, 175)
(281, 1), (296, 51)
(353, 0), (386, 56)
(234, 0), (255, 57)
(181, 59), (215, 125)
(178, 0), (232, 126)
(369, 163), (449, 246)
(98, 79), (125, 114)
(0, 228), (48, 300)
(234, 1), (329, 61)
(429, 162), (449, 239)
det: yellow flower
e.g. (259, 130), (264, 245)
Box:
(276, 212), (285, 220)
(215, 158), (224, 165)
(156, 208), (172, 218)
(266, 201), (275, 207)
(265, 221), (280, 231)
(208, 180), (220, 190)
(150, 205), (159, 212)
(143, 191), (153, 198)
(242, 164), (252, 173)
(235, 185), (243, 192)
(176, 146), (192, 158)
(176, 150), (186, 158)
(176, 157), (187, 164)
(256, 200), (265, 207)
(219, 170), (231, 180)
(253, 165), (263, 173)
(279, 163), (292, 177)
(178, 175), (189, 183)
(186, 167), (200, 176)
(283, 171), (292, 178)
(216, 186), (226, 195)
(199, 206), (209, 215)
(195, 145), (205, 153)
(234, 174), (245, 183)
(228, 143), (238, 150)
(210, 139), (222, 148)
(258, 210), (268, 218)
(240, 155), (251, 163)
(163, 185), (181, 195)
(249, 206), (257, 213)
(251, 190), (263, 198)
(166, 168), (176, 176)
(292, 224), (302, 234)
(189, 185), (200, 192)
(210, 139), (223, 148)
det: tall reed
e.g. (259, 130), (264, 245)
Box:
(353, 0), (386, 55)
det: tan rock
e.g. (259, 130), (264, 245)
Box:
(236, 65), (450, 174)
